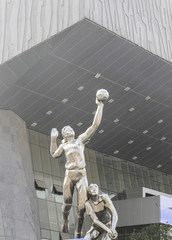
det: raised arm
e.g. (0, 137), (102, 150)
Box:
(50, 128), (64, 158)
(79, 99), (104, 143)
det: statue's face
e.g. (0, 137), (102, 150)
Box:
(62, 125), (75, 138)
(88, 184), (99, 196)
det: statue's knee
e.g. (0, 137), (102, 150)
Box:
(78, 201), (85, 212)
(64, 196), (73, 204)
(77, 207), (85, 218)
(62, 203), (72, 213)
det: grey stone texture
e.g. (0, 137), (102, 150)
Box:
(0, 110), (41, 240)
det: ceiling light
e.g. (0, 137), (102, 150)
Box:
(170, 156), (172, 159)
(128, 140), (134, 144)
(77, 86), (84, 91)
(146, 146), (152, 150)
(62, 98), (68, 103)
(46, 110), (53, 115)
(113, 118), (119, 123)
(113, 150), (119, 154)
(94, 73), (101, 78)
(145, 96), (151, 101)
(31, 122), (37, 127)
(108, 99), (114, 103)
(158, 119), (163, 124)
(132, 156), (138, 160)
(157, 164), (162, 168)
(124, 87), (131, 91)
(143, 130), (148, 134)
(76, 122), (83, 127)
(98, 129), (104, 134)
(129, 107), (135, 112)
(161, 136), (166, 141)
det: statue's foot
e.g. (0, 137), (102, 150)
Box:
(61, 220), (69, 233)
(74, 231), (82, 238)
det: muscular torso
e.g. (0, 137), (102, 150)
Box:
(63, 138), (86, 170)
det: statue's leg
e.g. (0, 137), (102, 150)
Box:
(96, 232), (108, 240)
(85, 226), (100, 240)
(75, 174), (88, 238)
(61, 173), (74, 233)
(100, 232), (110, 240)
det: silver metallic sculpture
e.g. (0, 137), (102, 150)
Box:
(84, 184), (118, 240)
(50, 89), (109, 238)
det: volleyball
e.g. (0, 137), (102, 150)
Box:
(96, 89), (109, 101)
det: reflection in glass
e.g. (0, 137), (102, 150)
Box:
(36, 190), (46, 199)
(160, 196), (172, 225)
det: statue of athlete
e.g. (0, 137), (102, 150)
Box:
(84, 184), (118, 240)
(50, 98), (104, 238)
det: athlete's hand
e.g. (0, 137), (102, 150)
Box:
(51, 128), (59, 140)
(108, 230), (118, 239)
(96, 97), (104, 106)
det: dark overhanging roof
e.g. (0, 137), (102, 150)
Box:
(0, 19), (172, 175)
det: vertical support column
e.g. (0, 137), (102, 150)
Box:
(0, 110), (41, 240)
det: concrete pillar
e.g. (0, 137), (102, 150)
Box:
(0, 110), (41, 240)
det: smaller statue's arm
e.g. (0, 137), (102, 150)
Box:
(50, 128), (64, 158)
(79, 99), (104, 143)
(85, 201), (113, 236)
(103, 194), (118, 236)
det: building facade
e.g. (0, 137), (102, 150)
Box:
(28, 128), (172, 240)
(0, 1), (172, 240)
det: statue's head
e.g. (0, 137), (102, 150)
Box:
(61, 125), (75, 140)
(87, 184), (99, 198)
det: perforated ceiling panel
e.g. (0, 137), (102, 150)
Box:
(0, 19), (172, 174)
